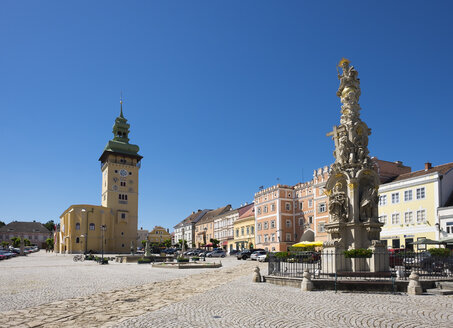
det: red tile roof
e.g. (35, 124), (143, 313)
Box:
(392, 162), (453, 182)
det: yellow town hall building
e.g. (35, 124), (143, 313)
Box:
(58, 102), (142, 254)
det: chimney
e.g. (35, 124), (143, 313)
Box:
(192, 211), (195, 214)
(198, 209), (201, 212)
(425, 162), (432, 171)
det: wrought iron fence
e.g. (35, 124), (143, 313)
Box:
(268, 250), (453, 281)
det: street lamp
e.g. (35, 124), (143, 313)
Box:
(80, 234), (85, 254)
(81, 208), (94, 254)
(100, 225), (107, 263)
(181, 227), (185, 253)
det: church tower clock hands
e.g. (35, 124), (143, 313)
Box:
(99, 99), (143, 252)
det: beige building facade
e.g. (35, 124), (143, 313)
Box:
(148, 226), (171, 244)
(232, 203), (255, 251)
(58, 103), (142, 254)
(254, 158), (411, 252)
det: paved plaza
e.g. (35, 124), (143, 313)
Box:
(1, 252), (453, 327)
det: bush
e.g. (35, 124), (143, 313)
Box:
(85, 255), (95, 261)
(191, 256), (200, 261)
(99, 258), (108, 265)
(138, 257), (152, 264)
(177, 257), (189, 263)
(288, 246), (315, 253)
(428, 248), (451, 257)
(275, 252), (290, 259)
(343, 248), (372, 258)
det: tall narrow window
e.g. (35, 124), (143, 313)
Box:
(404, 212), (413, 224)
(391, 193), (399, 204)
(391, 213), (400, 225)
(404, 190), (413, 202)
(416, 187), (425, 199)
(417, 210), (426, 223)
(89, 223), (95, 230)
(75, 223), (80, 230)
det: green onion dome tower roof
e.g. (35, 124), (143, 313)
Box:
(99, 100), (142, 162)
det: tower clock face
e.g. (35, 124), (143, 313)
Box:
(119, 169), (128, 177)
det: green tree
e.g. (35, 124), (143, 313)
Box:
(162, 239), (171, 248)
(178, 239), (188, 249)
(45, 238), (54, 250)
(24, 238), (31, 246)
(11, 237), (20, 248)
(43, 220), (55, 232)
(1, 241), (9, 248)
(0, 221), (5, 228)
(141, 240), (147, 248)
(210, 238), (220, 248)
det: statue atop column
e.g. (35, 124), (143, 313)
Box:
(324, 59), (384, 261)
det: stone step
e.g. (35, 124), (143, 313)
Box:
(435, 281), (453, 290)
(426, 288), (453, 295)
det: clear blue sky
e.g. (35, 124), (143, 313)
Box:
(1, 1), (452, 230)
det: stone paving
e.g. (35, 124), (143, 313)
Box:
(0, 252), (260, 327)
(118, 276), (453, 328)
(1, 252), (453, 327)
(0, 251), (241, 312)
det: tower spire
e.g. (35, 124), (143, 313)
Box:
(120, 91), (124, 118)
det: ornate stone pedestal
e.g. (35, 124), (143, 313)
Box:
(322, 59), (388, 274)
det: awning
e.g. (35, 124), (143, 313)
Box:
(292, 241), (324, 247)
(222, 241), (228, 246)
(439, 238), (453, 244)
(410, 238), (442, 245)
(201, 243), (213, 247)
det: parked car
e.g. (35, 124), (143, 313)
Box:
(229, 249), (240, 256)
(206, 250), (226, 258)
(388, 248), (406, 267)
(0, 250), (16, 258)
(237, 250), (253, 260)
(257, 254), (269, 262)
(403, 252), (431, 269)
(251, 250), (267, 261)
(0, 251), (12, 259)
(0, 254), (6, 260)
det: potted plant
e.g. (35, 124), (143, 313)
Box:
(177, 256), (189, 263)
(343, 248), (373, 258)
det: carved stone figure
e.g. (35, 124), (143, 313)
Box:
(336, 58), (360, 99)
(359, 186), (378, 221)
(329, 182), (348, 222)
(145, 240), (151, 257)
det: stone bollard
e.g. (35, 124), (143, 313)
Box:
(407, 271), (422, 295)
(301, 269), (314, 291)
(252, 266), (261, 283)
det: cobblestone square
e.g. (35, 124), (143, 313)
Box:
(1, 252), (453, 327)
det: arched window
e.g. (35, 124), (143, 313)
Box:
(76, 237), (80, 243)
(89, 223), (95, 231)
(75, 223), (80, 230)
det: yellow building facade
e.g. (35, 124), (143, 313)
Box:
(59, 102), (143, 254)
(232, 203), (255, 251)
(379, 162), (453, 251)
(148, 226), (171, 244)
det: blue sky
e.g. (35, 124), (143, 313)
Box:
(1, 1), (452, 230)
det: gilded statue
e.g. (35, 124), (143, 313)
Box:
(336, 58), (360, 99)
